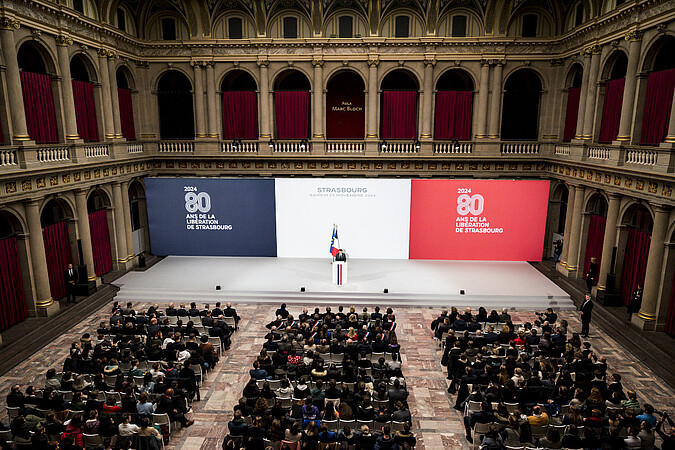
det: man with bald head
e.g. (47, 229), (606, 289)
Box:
(223, 301), (240, 329)
(156, 388), (193, 428)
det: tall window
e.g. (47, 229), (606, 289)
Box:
(451, 15), (467, 37)
(395, 16), (410, 38)
(73, 0), (84, 13)
(574, 4), (584, 27)
(117, 8), (126, 32)
(283, 17), (298, 38)
(522, 14), (538, 37)
(338, 16), (353, 38)
(228, 17), (243, 39)
(162, 18), (177, 40)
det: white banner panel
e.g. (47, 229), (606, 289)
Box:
(275, 179), (411, 259)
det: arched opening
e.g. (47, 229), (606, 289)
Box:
(221, 70), (258, 140)
(17, 42), (58, 143)
(129, 181), (150, 256)
(70, 54), (99, 142)
(434, 69), (474, 140)
(326, 70), (365, 140)
(501, 68), (542, 140)
(116, 67), (136, 140)
(640, 36), (675, 145)
(380, 69), (419, 140)
(598, 51), (628, 143)
(87, 189), (113, 277)
(273, 70), (310, 140)
(619, 204), (653, 307)
(157, 71), (194, 140)
(41, 198), (75, 303)
(0, 211), (28, 330)
(563, 64), (584, 141)
(581, 194), (608, 287)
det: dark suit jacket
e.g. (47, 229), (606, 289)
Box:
(64, 268), (78, 285)
(581, 300), (594, 321)
(335, 251), (347, 262)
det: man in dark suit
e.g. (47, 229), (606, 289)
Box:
(580, 294), (593, 338)
(585, 256), (599, 293)
(334, 249), (347, 262)
(64, 263), (78, 306)
(463, 401), (496, 443)
(223, 302), (240, 329)
(211, 302), (223, 318)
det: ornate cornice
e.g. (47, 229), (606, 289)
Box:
(54, 34), (73, 47)
(624, 29), (644, 42)
(0, 17), (20, 31)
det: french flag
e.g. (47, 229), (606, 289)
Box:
(330, 225), (340, 257)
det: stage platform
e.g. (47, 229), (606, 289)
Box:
(112, 256), (574, 310)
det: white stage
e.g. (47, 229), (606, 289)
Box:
(112, 257), (574, 310)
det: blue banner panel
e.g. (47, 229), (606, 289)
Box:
(146, 178), (277, 256)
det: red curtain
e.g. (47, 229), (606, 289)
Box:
(563, 87), (581, 142)
(20, 71), (58, 143)
(42, 221), (72, 302)
(598, 78), (625, 143)
(582, 214), (606, 280)
(274, 91), (309, 139)
(88, 209), (112, 276)
(665, 271), (675, 336)
(0, 237), (28, 331)
(118, 88), (136, 140)
(72, 80), (99, 142)
(434, 91), (472, 140)
(620, 228), (651, 305)
(381, 91), (417, 140)
(223, 91), (258, 140)
(640, 68), (675, 145)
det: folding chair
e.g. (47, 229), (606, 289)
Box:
(83, 433), (104, 449)
(152, 413), (172, 436)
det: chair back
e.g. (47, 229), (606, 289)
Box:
(281, 440), (301, 450)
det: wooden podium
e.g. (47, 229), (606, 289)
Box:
(332, 261), (347, 285)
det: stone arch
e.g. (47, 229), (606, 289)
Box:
(620, 202), (654, 232)
(153, 67), (193, 91)
(501, 68), (543, 140)
(17, 39), (58, 75)
(326, 69), (366, 140)
(115, 64), (136, 90)
(584, 191), (609, 216)
(435, 68), (476, 91)
(436, 6), (485, 37)
(273, 68), (312, 91)
(70, 52), (99, 82)
(600, 49), (628, 81)
(640, 33), (675, 72)
(0, 208), (26, 237)
(380, 68), (420, 91)
(502, 65), (547, 91)
(87, 188), (112, 212)
(220, 68), (258, 91)
(40, 197), (76, 227)
(157, 70), (195, 140)
(323, 66), (367, 91)
(565, 63), (584, 88)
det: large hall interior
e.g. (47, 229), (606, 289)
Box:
(0, 0), (674, 449)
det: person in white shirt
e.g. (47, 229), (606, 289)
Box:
(118, 413), (140, 436)
(177, 346), (191, 364)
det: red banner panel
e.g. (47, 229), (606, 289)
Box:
(409, 180), (550, 261)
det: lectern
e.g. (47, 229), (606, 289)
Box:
(332, 261), (347, 285)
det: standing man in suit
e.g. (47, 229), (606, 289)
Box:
(335, 249), (347, 262)
(64, 263), (78, 306)
(580, 294), (593, 338)
(585, 257), (599, 293)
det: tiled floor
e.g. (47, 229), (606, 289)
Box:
(0, 302), (673, 450)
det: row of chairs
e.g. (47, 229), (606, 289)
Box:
(266, 350), (397, 364)
(464, 400), (572, 417)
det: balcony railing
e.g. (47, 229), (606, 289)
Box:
(222, 141), (258, 153)
(272, 141), (310, 153)
(37, 146), (70, 163)
(84, 145), (109, 158)
(626, 147), (657, 166)
(158, 141), (194, 153)
(326, 142), (364, 153)
(0, 149), (17, 166)
(501, 142), (540, 155)
(380, 141), (418, 154)
(127, 143), (144, 154)
(434, 142), (473, 154)
(554, 144), (571, 156)
(588, 145), (612, 161)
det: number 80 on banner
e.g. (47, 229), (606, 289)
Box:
(457, 193), (484, 216)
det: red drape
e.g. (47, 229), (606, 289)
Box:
(620, 228), (651, 306)
(598, 78), (625, 143)
(665, 271), (675, 336)
(42, 221), (72, 302)
(223, 91), (258, 140)
(72, 80), (99, 142)
(20, 71), (58, 143)
(381, 91), (417, 140)
(118, 88), (136, 140)
(88, 210), (112, 276)
(640, 68), (675, 145)
(434, 91), (472, 140)
(274, 91), (309, 139)
(582, 214), (606, 281)
(0, 237), (28, 331)
(563, 87), (581, 142)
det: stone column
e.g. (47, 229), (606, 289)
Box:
(366, 57), (379, 139)
(0, 18), (30, 142)
(121, 181), (136, 264)
(633, 205), (670, 330)
(257, 60), (271, 138)
(574, 51), (592, 140)
(475, 60), (490, 138)
(312, 59), (324, 139)
(581, 46), (601, 140)
(25, 200), (59, 315)
(663, 90), (675, 145)
(420, 57), (435, 140)
(55, 36), (80, 141)
(205, 62), (219, 138)
(74, 189), (98, 283)
(615, 31), (643, 143)
(191, 62), (207, 138)
(563, 185), (586, 277)
(597, 193), (621, 290)
(111, 182), (130, 269)
(97, 49), (115, 140)
(107, 52), (123, 139)
(487, 60), (503, 139)
(558, 184), (576, 272)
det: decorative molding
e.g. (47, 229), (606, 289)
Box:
(0, 18), (20, 30)
(311, 59), (324, 67)
(367, 57), (379, 67)
(256, 59), (269, 68)
(54, 35), (73, 47)
(624, 29), (644, 42)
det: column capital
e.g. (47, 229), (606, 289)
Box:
(256, 59), (269, 68)
(488, 59), (505, 67)
(423, 57), (436, 67)
(97, 47), (109, 58)
(367, 57), (379, 67)
(74, 188), (89, 197)
(0, 17), (20, 31)
(624, 29), (644, 42)
(54, 34), (73, 47)
(311, 58), (324, 68)
(650, 203), (672, 214)
(550, 58), (565, 67)
(204, 61), (215, 68)
(607, 192), (622, 201)
(24, 198), (41, 208)
(480, 59), (490, 67)
(190, 60), (208, 68)
(135, 60), (149, 69)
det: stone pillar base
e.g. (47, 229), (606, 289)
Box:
(116, 259), (135, 271)
(364, 141), (380, 156)
(556, 263), (579, 278)
(631, 314), (657, 331)
(37, 302), (61, 317)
